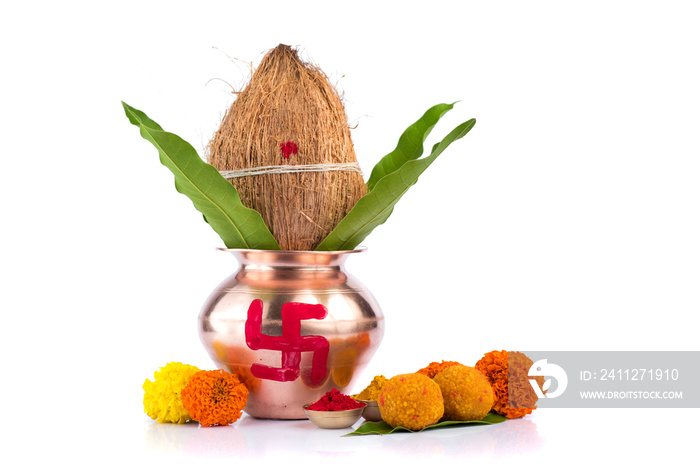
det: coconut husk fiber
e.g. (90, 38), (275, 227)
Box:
(207, 44), (366, 251)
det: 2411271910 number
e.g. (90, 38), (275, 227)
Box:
(598, 368), (679, 381)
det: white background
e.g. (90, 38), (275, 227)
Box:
(2, 0), (698, 464)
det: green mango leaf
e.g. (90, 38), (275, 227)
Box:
(344, 413), (507, 436)
(315, 118), (476, 251)
(122, 102), (280, 250)
(366, 102), (456, 192)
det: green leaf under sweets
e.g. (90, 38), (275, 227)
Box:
(344, 413), (507, 436)
(122, 102), (280, 250)
(315, 118), (476, 251)
(365, 102), (456, 192)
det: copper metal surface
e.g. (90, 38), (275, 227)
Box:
(198, 248), (384, 419)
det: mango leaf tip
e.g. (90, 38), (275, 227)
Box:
(123, 103), (280, 250)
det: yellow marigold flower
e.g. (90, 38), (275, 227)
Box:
(143, 361), (201, 424)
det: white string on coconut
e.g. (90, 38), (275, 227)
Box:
(219, 162), (363, 179)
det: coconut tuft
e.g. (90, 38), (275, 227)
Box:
(207, 44), (366, 251)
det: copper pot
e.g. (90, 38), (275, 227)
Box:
(198, 248), (384, 419)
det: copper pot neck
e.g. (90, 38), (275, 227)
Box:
(220, 248), (365, 268)
(219, 248), (366, 289)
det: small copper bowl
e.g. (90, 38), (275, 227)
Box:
(303, 403), (366, 429)
(354, 398), (382, 422)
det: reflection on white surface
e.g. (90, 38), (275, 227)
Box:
(488, 417), (543, 456)
(144, 413), (541, 459)
(145, 422), (249, 457)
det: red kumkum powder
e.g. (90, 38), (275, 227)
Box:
(307, 388), (365, 411)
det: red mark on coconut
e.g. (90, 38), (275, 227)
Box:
(245, 299), (329, 383)
(280, 141), (298, 158)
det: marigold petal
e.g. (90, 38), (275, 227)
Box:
(415, 360), (461, 379)
(181, 369), (249, 427)
(476, 350), (541, 419)
(143, 362), (201, 424)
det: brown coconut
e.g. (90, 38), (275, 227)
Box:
(207, 44), (366, 251)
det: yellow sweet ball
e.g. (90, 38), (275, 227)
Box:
(433, 364), (494, 421)
(378, 373), (444, 430)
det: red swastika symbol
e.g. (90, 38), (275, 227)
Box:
(245, 299), (329, 383)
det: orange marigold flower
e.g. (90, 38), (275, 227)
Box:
(181, 369), (249, 427)
(415, 360), (462, 379)
(475, 350), (545, 419)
